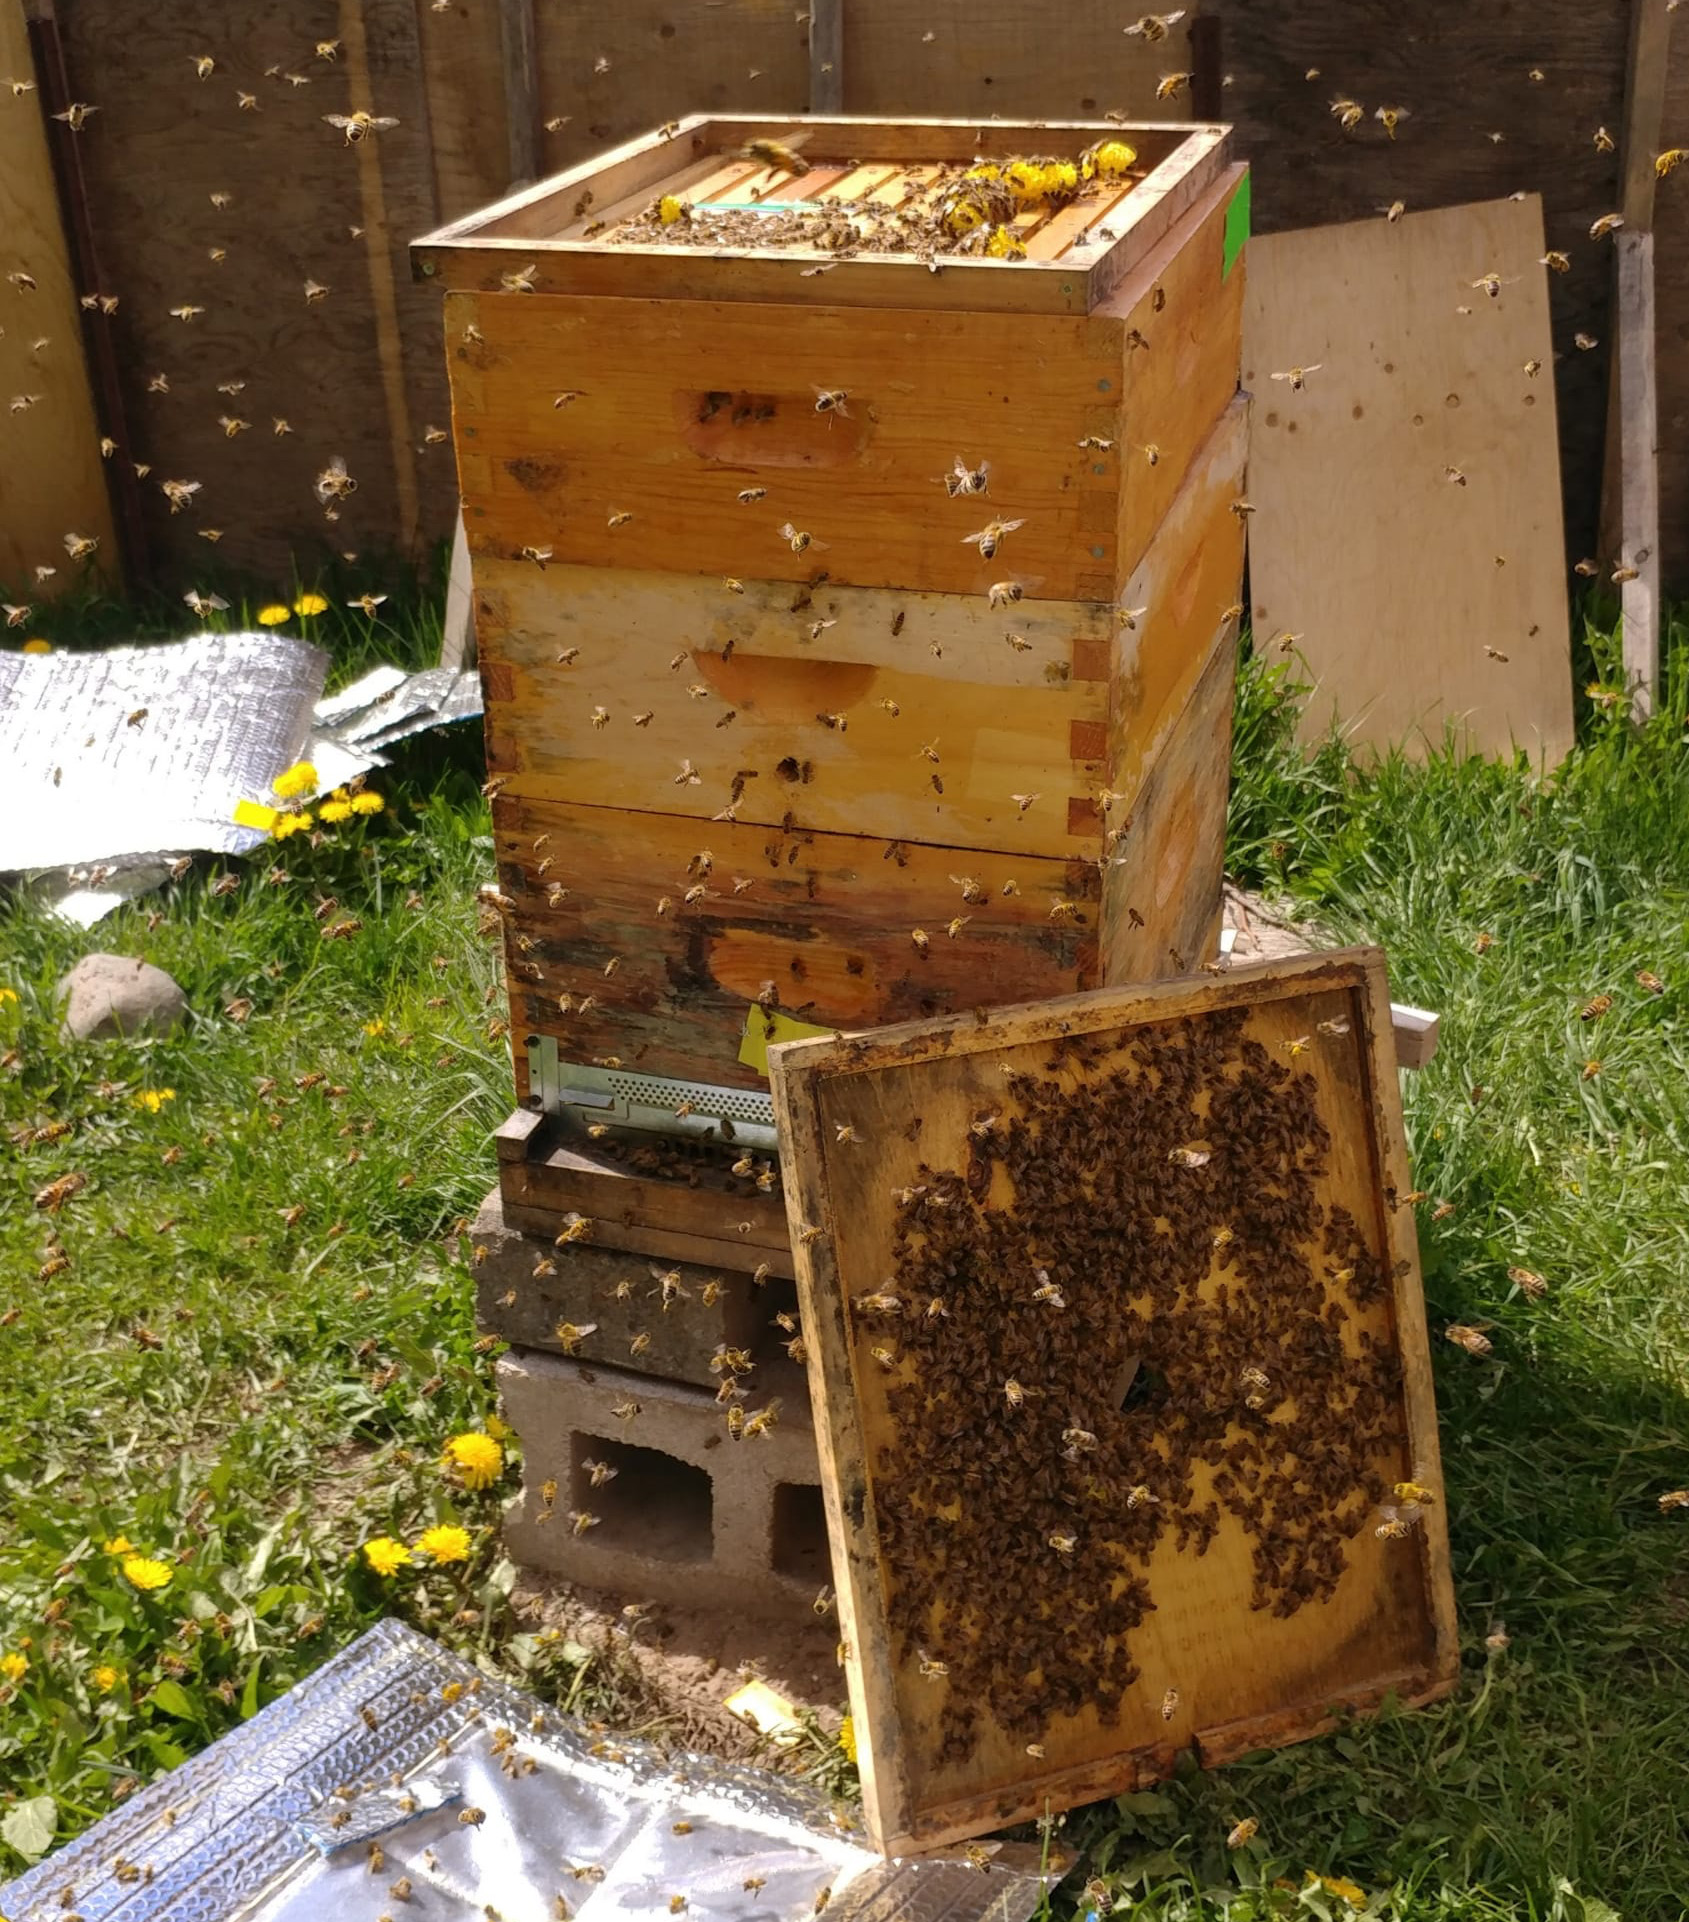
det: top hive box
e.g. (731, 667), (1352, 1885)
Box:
(413, 113), (1234, 315)
(412, 116), (1244, 607)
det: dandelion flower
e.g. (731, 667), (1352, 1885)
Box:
(1092, 139), (1137, 176)
(318, 798), (353, 824)
(1315, 1875), (1368, 1910)
(272, 810), (314, 840)
(102, 1535), (135, 1555)
(257, 603), (293, 627)
(362, 1536), (412, 1577)
(837, 1714), (856, 1762)
(0, 1651), (27, 1683)
(0, 987), (18, 1005)
(134, 1088), (176, 1114)
(363, 1017), (386, 1038)
(414, 1524), (472, 1565)
(349, 790), (384, 815)
(293, 591), (329, 617)
(22, 637), (52, 653)
(271, 759), (317, 799)
(443, 1432), (504, 1489)
(120, 1554), (173, 1592)
(92, 1663), (122, 1693)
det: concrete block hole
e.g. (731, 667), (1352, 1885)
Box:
(570, 1433), (713, 1562)
(771, 1481), (831, 1584)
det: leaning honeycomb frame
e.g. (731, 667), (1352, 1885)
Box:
(768, 948), (1457, 1854)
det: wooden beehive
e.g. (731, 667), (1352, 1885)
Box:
(413, 115), (1251, 1154)
(767, 950), (1459, 1853)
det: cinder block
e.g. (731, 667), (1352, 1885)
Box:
(497, 1349), (828, 1618)
(472, 1187), (792, 1389)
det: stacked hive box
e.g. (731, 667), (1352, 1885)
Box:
(416, 115), (1250, 1610)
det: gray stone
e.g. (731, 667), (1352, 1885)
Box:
(56, 953), (188, 1041)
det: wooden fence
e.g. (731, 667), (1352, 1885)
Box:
(2, 0), (1684, 593)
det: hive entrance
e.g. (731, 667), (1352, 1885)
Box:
(570, 1434), (713, 1563)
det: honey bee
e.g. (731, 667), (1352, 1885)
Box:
(553, 1320), (597, 1354)
(1574, 332), (1599, 350)
(1330, 96), (1363, 130)
(51, 101), (99, 130)
(1010, 792), (1041, 813)
(814, 387), (850, 416)
(1002, 1378), (1028, 1409)
(778, 521), (816, 553)
(1382, 199), (1406, 222)
(944, 455), (990, 497)
(1660, 1488), (1689, 1512)
(1580, 993), (1612, 1021)
(568, 1510), (600, 1536)
(33, 1173), (86, 1213)
(1657, 147), (1689, 177)
(987, 580), (1025, 609)
(1540, 249), (1571, 274)
(1317, 1016), (1351, 1036)
(962, 518), (1025, 559)
(1282, 1034), (1313, 1059)
(1126, 1483), (1159, 1509)
(1160, 1687), (1179, 1719)
(743, 1878), (767, 1894)
(303, 279), (331, 303)
(1062, 1426), (1098, 1456)
(324, 110), (400, 143)
(1168, 1144), (1211, 1168)
(1446, 1323), (1493, 1356)
(917, 1650), (949, 1679)
(742, 136), (807, 174)
(314, 457), (356, 505)
(1226, 1818), (1259, 1850)
(743, 1402), (780, 1439)
(1155, 71), (1191, 99)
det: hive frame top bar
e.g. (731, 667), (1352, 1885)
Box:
(411, 113), (1234, 316)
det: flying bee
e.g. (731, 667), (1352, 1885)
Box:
(814, 387), (850, 416)
(1330, 96), (1363, 129)
(743, 1402), (780, 1439)
(51, 101), (99, 130)
(313, 456), (356, 505)
(1269, 364), (1322, 390)
(1657, 147), (1689, 177)
(1317, 1016), (1351, 1036)
(500, 262), (539, 293)
(742, 136), (807, 174)
(1155, 71), (1191, 99)
(988, 580), (1025, 608)
(323, 110), (400, 143)
(1446, 1322), (1493, 1356)
(1227, 1818), (1259, 1850)
(961, 517), (1025, 559)
(1590, 212), (1625, 239)
(944, 455), (990, 497)
(1282, 1034), (1313, 1058)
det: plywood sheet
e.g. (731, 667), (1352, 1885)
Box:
(51, 0), (454, 579)
(0, 0), (117, 595)
(1243, 196), (1574, 764)
(767, 950), (1458, 1853)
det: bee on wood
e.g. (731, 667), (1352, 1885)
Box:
(814, 387), (850, 416)
(1161, 1687), (1179, 1720)
(944, 455), (990, 497)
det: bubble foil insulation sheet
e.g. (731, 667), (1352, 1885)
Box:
(0, 1622), (1064, 1922)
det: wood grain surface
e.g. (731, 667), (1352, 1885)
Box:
(0, 1), (117, 595)
(767, 949), (1458, 1852)
(1243, 196), (1574, 764)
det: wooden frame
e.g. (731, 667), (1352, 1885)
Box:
(767, 949), (1458, 1853)
(412, 113), (1231, 313)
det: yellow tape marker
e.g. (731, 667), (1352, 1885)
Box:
(738, 1004), (833, 1077)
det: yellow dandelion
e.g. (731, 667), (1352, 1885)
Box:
(293, 591), (329, 617)
(1317, 1875), (1368, 1910)
(271, 759), (317, 799)
(986, 225), (1027, 259)
(133, 1087), (176, 1114)
(362, 1536), (412, 1577)
(349, 790), (384, 815)
(22, 637), (52, 653)
(414, 1524), (472, 1565)
(658, 194), (688, 224)
(0, 987), (18, 1005)
(0, 1652), (27, 1683)
(318, 799), (353, 824)
(363, 1017), (386, 1037)
(120, 1554), (173, 1592)
(92, 1663), (122, 1693)
(272, 810), (314, 840)
(257, 603), (293, 627)
(837, 1714), (857, 1762)
(443, 1432), (504, 1489)
(102, 1534), (135, 1555)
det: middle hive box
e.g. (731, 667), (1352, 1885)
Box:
(430, 118), (1252, 1103)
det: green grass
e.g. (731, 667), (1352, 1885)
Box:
(3, 592), (1688, 1917)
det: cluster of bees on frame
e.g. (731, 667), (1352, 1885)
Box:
(851, 1007), (1419, 1764)
(611, 131), (1148, 268)
(0, 31), (449, 605)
